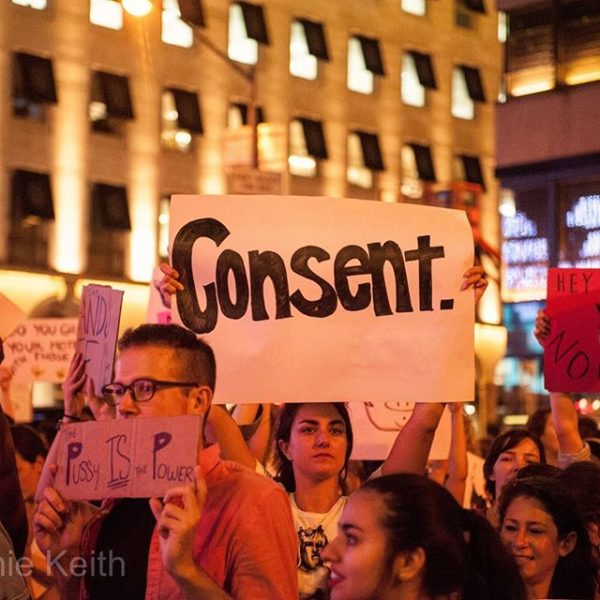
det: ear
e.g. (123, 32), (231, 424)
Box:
(558, 531), (577, 557)
(278, 438), (292, 461)
(33, 454), (44, 475)
(393, 547), (426, 584)
(187, 385), (212, 416)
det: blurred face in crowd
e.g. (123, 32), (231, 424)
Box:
(278, 403), (348, 485)
(491, 438), (541, 500)
(15, 452), (43, 502)
(500, 495), (575, 594)
(321, 490), (408, 600)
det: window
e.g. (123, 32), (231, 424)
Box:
(228, 1), (269, 65)
(227, 102), (265, 129)
(12, 0), (47, 9)
(347, 130), (385, 188)
(458, 154), (485, 190)
(347, 35), (385, 94)
(161, 88), (202, 152)
(289, 18), (329, 80)
(90, 0), (123, 30)
(452, 65), (485, 119)
(401, 144), (435, 199)
(88, 184), (131, 277)
(401, 0), (425, 17)
(12, 52), (57, 118)
(289, 118), (328, 178)
(402, 51), (436, 107)
(90, 70), (134, 133)
(456, 0), (485, 27)
(9, 170), (54, 268)
(162, 0), (194, 48)
(158, 196), (170, 259)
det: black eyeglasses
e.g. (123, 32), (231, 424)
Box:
(101, 378), (198, 406)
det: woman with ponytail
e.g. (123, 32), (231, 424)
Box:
(321, 473), (527, 600)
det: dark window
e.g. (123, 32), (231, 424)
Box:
(458, 65), (486, 102)
(88, 184), (131, 277)
(355, 35), (385, 76)
(460, 155), (485, 190)
(236, 1), (269, 45)
(92, 71), (134, 119)
(166, 88), (202, 133)
(231, 102), (265, 126)
(297, 18), (329, 61)
(12, 52), (57, 117)
(409, 51), (437, 89)
(463, 0), (486, 14)
(8, 170), (54, 268)
(298, 118), (328, 159)
(506, 9), (555, 72)
(409, 144), (436, 182)
(355, 131), (385, 171)
(178, 0), (205, 28)
(563, 1), (600, 66)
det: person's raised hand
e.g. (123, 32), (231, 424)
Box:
(533, 309), (551, 347)
(149, 466), (206, 580)
(155, 262), (184, 310)
(460, 266), (488, 303)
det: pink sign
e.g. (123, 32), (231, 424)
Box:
(544, 268), (600, 393)
(56, 415), (201, 500)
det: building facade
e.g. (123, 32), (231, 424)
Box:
(495, 0), (600, 417)
(1, 0), (505, 418)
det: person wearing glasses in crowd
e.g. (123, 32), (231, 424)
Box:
(33, 324), (297, 600)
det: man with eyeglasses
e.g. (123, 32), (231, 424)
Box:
(33, 324), (298, 600)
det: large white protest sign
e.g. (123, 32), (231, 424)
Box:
(2, 318), (77, 383)
(170, 195), (474, 404)
(56, 415), (201, 500)
(349, 402), (451, 460)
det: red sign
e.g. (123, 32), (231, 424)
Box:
(544, 268), (600, 393)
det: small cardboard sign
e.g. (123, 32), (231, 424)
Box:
(350, 402), (451, 460)
(0, 292), (26, 340)
(2, 318), (78, 383)
(76, 285), (124, 395)
(56, 415), (201, 500)
(544, 268), (600, 393)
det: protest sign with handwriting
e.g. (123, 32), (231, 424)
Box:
(2, 318), (77, 383)
(0, 292), (25, 340)
(76, 284), (123, 395)
(170, 195), (475, 405)
(544, 268), (600, 393)
(56, 415), (201, 500)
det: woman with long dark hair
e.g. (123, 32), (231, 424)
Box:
(321, 473), (527, 600)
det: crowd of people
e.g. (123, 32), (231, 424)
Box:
(0, 263), (598, 600)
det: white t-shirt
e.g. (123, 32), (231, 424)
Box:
(289, 493), (347, 600)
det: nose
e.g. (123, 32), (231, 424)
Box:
(320, 539), (338, 563)
(117, 388), (139, 417)
(514, 528), (529, 548)
(315, 429), (330, 447)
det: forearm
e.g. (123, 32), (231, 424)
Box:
(446, 406), (468, 504)
(381, 403), (444, 475)
(206, 405), (256, 470)
(549, 392), (584, 454)
(172, 563), (233, 600)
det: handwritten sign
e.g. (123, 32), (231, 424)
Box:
(76, 285), (123, 395)
(170, 195), (475, 404)
(544, 268), (600, 393)
(0, 292), (26, 340)
(350, 402), (451, 460)
(56, 415), (201, 500)
(2, 318), (77, 383)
